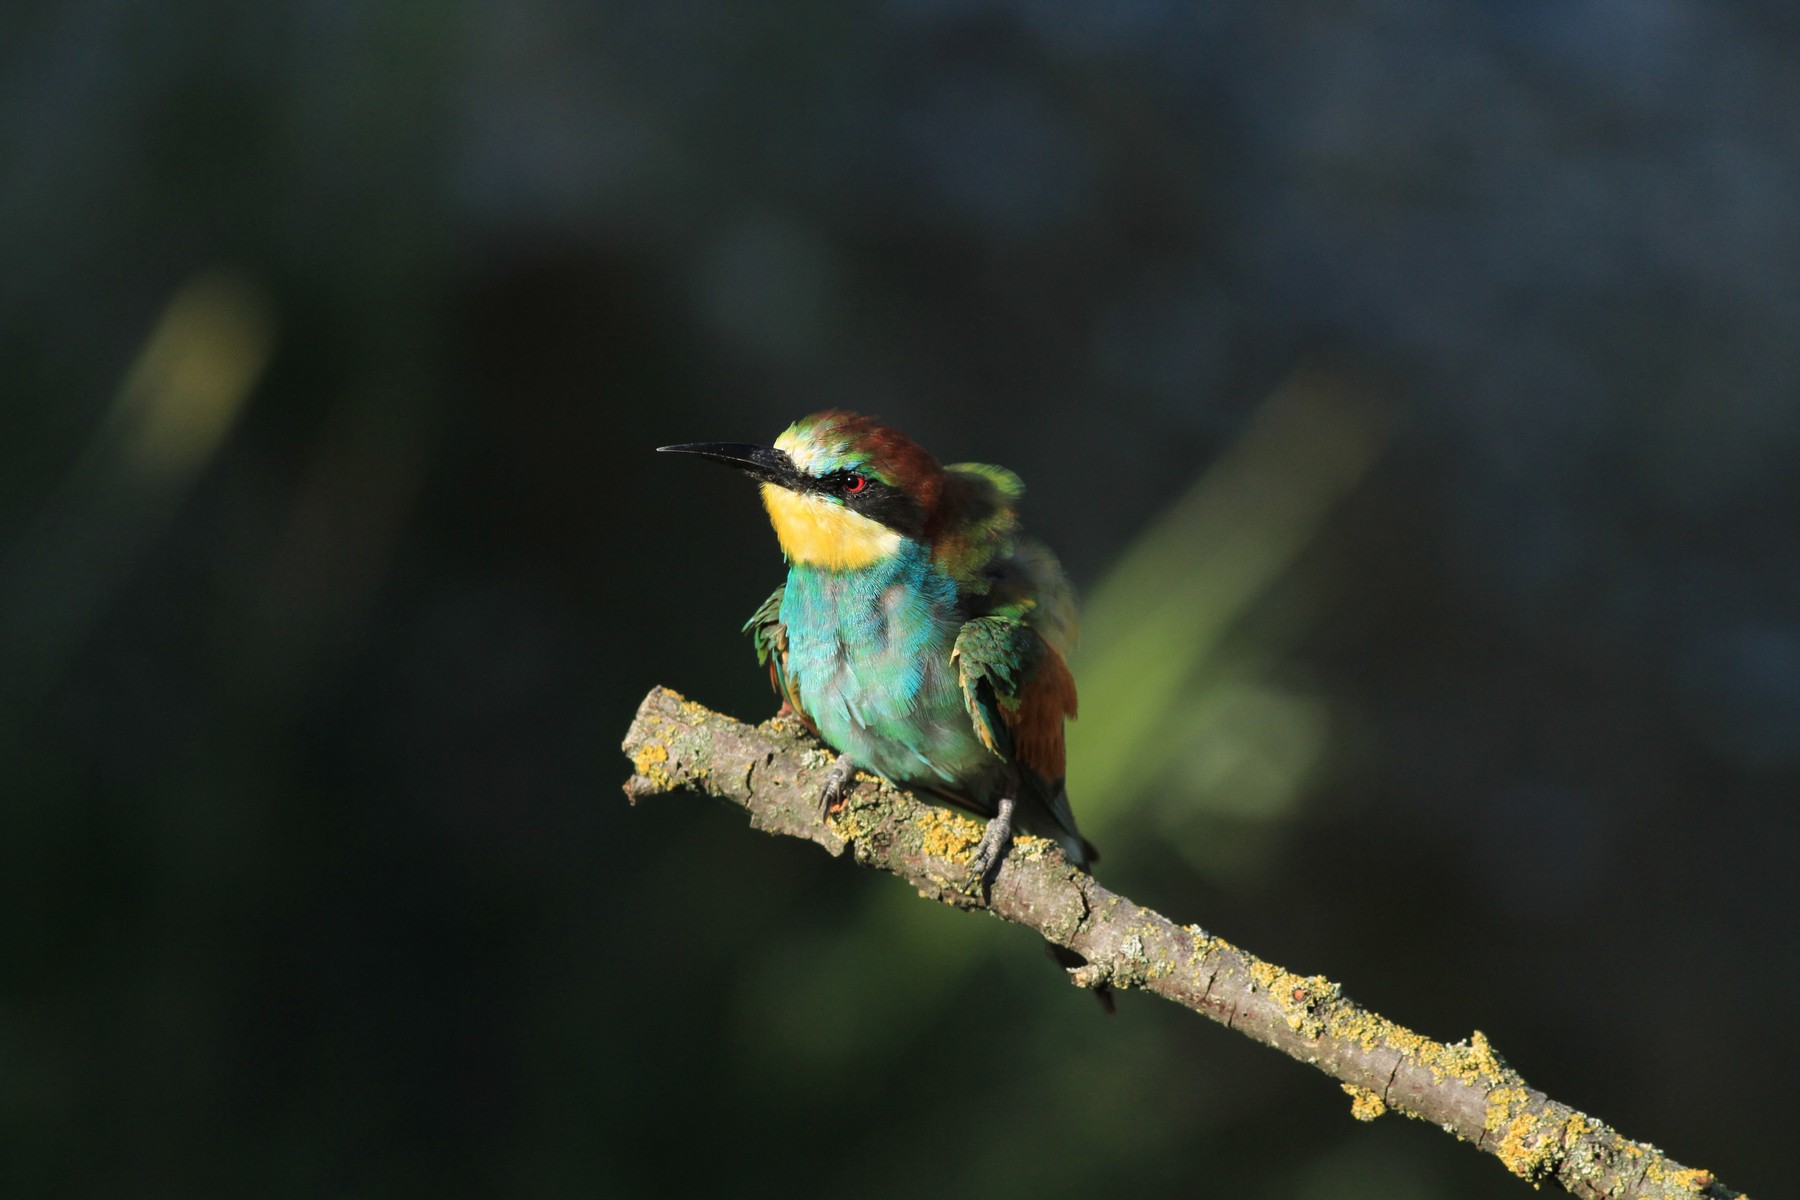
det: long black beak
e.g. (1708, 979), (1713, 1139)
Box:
(657, 441), (798, 487)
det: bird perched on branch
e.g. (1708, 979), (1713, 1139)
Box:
(660, 411), (1097, 887)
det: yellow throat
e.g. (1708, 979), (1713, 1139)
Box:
(760, 483), (902, 570)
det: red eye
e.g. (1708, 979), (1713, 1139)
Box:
(844, 474), (868, 494)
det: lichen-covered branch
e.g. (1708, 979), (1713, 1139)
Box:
(623, 686), (1745, 1200)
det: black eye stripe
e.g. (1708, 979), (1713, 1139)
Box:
(804, 471), (923, 537)
(814, 470), (875, 495)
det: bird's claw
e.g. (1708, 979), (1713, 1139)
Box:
(968, 835), (1005, 890)
(819, 754), (860, 816)
(965, 795), (1018, 894)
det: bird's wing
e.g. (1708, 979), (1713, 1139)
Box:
(933, 462), (1024, 588)
(939, 464), (1078, 655)
(743, 585), (814, 731)
(951, 613), (1087, 854)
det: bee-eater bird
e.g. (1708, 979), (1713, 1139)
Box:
(659, 411), (1096, 886)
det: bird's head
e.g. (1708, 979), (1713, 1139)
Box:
(660, 411), (944, 570)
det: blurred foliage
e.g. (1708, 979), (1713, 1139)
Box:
(3, 2), (1797, 1198)
(1070, 373), (1383, 840)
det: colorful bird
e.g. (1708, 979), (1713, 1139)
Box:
(660, 411), (1097, 886)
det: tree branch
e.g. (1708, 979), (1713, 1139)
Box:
(622, 686), (1745, 1200)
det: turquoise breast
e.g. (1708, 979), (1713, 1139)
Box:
(779, 544), (1000, 793)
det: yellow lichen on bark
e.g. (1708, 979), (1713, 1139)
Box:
(631, 740), (672, 789)
(1484, 1084), (1561, 1181)
(1421, 1029), (1513, 1086)
(1464, 1030), (1508, 1076)
(1643, 1159), (1719, 1193)
(1342, 1083), (1387, 1121)
(1315, 1000), (1434, 1064)
(916, 806), (980, 861)
(1248, 958), (1341, 1038)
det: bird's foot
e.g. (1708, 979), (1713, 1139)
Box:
(819, 754), (860, 816)
(966, 794), (1018, 893)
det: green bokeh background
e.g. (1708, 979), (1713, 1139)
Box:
(4, 4), (1796, 1197)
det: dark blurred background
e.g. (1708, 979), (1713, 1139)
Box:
(4, 2), (1797, 1197)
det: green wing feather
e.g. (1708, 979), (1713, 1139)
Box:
(951, 613), (1092, 863)
(743, 585), (811, 727)
(937, 463), (1089, 862)
(933, 463), (1025, 591)
(944, 461), (1024, 503)
(950, 615), (1028, 760)
(938, 464), (1077, 652)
